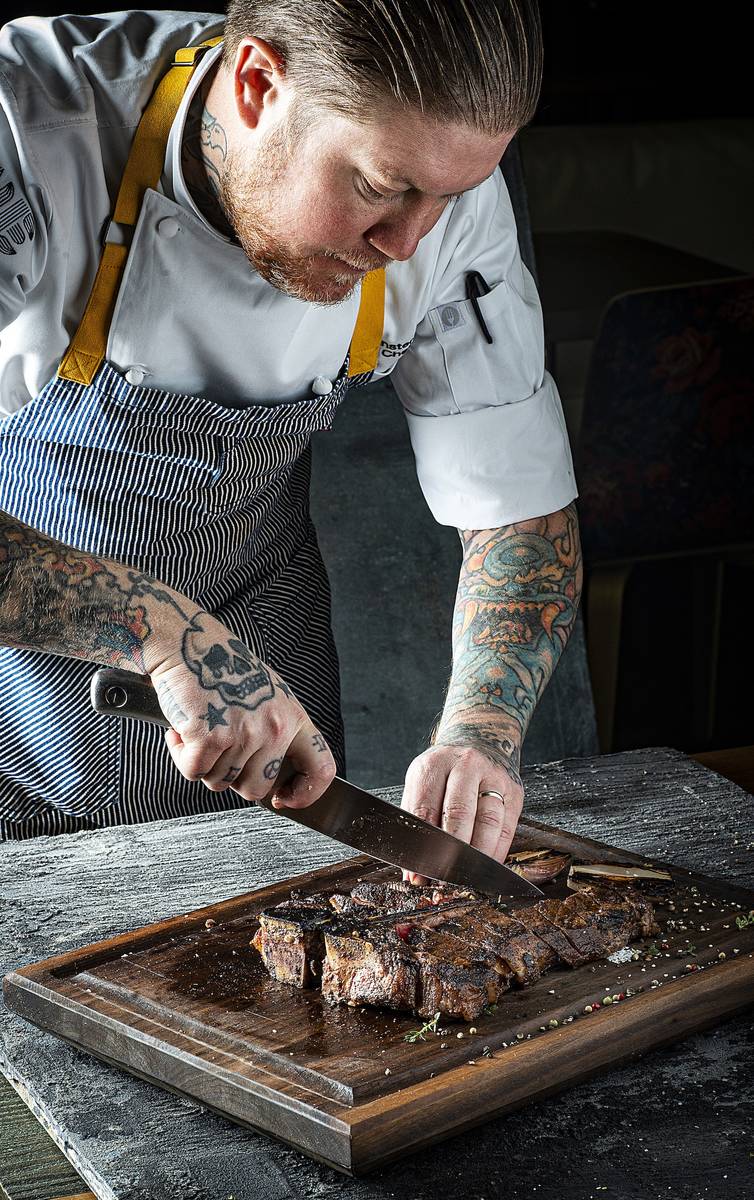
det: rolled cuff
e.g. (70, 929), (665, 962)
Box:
(403, 374), (578, 528)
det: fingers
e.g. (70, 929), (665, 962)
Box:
(163, 720), (236, 785)
(400, 754), (450, 884)
(492, 788), (524, 863)
(399, 745), (526, 882)
(469, 788), (508, 859)
(164, 723), (336, 808)
(269, 724), (337, 808)
(438, 752), (483, 846)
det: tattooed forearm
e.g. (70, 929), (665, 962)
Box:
(1, 513), (294, 725)
(436, 504), (582, 762)
(0, 515), (158, 670)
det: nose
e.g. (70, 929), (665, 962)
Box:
(365, 197), (446, 263)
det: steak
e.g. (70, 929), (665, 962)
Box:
(251, 899), (333, 988)
(321, 908), (509, 1020)
(329, 880), (475, 914)
(252, 870), (659, 1021)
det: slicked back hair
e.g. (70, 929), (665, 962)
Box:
(222, 0), (543, 135)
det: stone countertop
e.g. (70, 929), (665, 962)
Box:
(1, 747), (752, 1200)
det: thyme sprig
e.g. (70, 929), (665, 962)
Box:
(404, 1012), (441, 1043)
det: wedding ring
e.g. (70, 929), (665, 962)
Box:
(478, 789), (505, 804)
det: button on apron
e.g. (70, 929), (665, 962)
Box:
(311, 376), (333, 396)
(124, 366), (146, 385)
(157, 216), (181, 238)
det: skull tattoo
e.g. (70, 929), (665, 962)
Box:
(184, 616), (275, 710)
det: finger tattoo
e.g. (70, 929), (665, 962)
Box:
(221, 766), (242, 783)
(312, 733), (328, 753)
(263, 758), (282, 780)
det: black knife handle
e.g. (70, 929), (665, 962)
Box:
(89, 666), (298, 798)
(90, 667), (169, 727)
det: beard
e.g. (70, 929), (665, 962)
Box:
(218, 120), (385, 305)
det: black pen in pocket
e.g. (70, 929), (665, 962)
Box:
(465, 270), (494, 345)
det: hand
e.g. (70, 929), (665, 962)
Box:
(400, 743), (524, 884)
(146, 611), (336, 808)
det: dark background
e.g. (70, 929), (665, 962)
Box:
(6, 1), (753, 125)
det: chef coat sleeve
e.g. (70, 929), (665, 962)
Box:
(0, 103), (46, 331)
(390, 168), (577, 529)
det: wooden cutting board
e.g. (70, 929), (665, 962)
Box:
(4, 820), (754, 1176)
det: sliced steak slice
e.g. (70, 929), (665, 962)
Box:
(322, 917), (507, 1021)
(400, 923), (511, 1019)
(453, 904), (557, 984)
(321, 920), (420, 1012)
(574, 882), (660, 938)
(535, 889), (640, 960)
(513, 903), (587, 967)
(251, 901), (333, 988)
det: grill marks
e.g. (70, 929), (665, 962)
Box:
(251, 875), (659, 1022)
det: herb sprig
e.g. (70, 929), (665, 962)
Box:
(404, 1012), (441, 1043)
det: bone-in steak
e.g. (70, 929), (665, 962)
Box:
(252, 870), (659, 1021)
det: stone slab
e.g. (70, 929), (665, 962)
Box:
(1, 747), (752, 1200)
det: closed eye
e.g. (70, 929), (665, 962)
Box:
(358, 176), (401, 203)
(358, 175), (464, 204)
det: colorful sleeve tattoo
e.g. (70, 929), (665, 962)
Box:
(435, 503), (583, 772)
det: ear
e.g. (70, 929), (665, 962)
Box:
(232, 37), (287, 131)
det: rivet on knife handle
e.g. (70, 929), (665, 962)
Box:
(91, 667), (170, 727)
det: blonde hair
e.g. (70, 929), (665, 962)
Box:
(222, 0), (542, 134)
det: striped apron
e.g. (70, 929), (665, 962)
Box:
(0, 41), (385, 840)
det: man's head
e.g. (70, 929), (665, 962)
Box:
(213, 0), (542, 303)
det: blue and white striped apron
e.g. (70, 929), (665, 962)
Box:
(0, 43), (382, 840)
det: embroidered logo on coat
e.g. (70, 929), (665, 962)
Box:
(0, 166), (35, 256)
(438, 303), (465, 332)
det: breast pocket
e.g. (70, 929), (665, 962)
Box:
(427, 278), (546, 414)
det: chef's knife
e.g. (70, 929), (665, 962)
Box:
(90, 667), (544, 903)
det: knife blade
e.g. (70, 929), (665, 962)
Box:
(90, 667), (544, 903)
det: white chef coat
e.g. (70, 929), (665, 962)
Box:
(0, 10), (576, 528)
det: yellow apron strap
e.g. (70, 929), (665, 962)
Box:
(347, 268), (386, 377)
(58, 37), (222, 385)
(59, 32), (385, 388)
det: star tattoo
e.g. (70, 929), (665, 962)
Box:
(202, 702), (228, 730)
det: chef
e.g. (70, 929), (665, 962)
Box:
(0, 2), (580, 859)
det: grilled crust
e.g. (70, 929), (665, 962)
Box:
(321, 919), (508, 1021)
(252, 875), (660, 1021)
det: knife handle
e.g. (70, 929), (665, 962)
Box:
(91, 667), (169, 727)
(89, 666), (298, 798)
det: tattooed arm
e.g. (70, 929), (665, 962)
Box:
(401, 504), (582, 873)
(0, 512), (335, 807)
